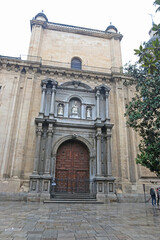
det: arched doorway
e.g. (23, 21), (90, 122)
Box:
(55, 139), (90, 193)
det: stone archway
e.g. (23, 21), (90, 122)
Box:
(55, 139), (90, 193)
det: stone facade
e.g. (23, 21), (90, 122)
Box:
(0, 12), (159, 202)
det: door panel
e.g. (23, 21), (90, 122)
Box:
(55, 140), (89, 193)
(55, 170), (68, 192)
(76, 170), (89, 193)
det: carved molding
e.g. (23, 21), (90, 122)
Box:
(52, 134), (95, 158)
(41, 78), (58, 87)
(36, 126), (43, 136)
(47, 124), (54, 136)
(0, 57), (127, 84)
(30, 19), (123, 41)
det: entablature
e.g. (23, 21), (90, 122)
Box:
(0, 56), (131, 86)
(30, 19), (123, 41)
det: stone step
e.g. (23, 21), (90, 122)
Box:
(44, 199), (103, 204)
(51, 198), (97, 201)
(52, 193), (96, 199)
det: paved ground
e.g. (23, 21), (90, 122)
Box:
(0, 201), (160, 240)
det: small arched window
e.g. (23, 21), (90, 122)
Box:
(71, 57), (82, 70)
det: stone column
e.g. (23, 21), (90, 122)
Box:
(105, 90), (109, 120)
(39, 83), (46, 116)
(49, 86), (56, 119)
(82, 104), (85, 119)
(96, 128), (102, 176)
(96, 89), (100, 119)
(33, 123), (43, 174)
(44, 124), (54, 175)
(106, 128), (112, 176)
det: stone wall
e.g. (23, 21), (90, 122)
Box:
(28, 16), (122, 71)
(0, 13), (159, 201)
(0, 57), (159, 201)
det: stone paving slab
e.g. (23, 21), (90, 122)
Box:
(0, 201), (160, 240)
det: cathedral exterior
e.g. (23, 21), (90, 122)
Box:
(0, 13), (158, 202)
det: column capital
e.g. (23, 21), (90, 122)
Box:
(36, 125), (43, 136)
(106, 127), (112, 137)
(47, 128), (54, 137)
(41, 79), (58, 87)
(96, 133), (102, 140)
(96, 89), (100, 97)
(51, 86), (56, 93)
(47, 126), (54, 136)
(42, 83), (46, 91)
(96, 128), (102, 139)
(105, 91), (109, 98)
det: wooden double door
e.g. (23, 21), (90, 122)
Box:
(55, 140), (90, 193)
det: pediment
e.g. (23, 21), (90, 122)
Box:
(59, 81), (92, 90)
(41, 78), (58, 87)
(95, 84), (110, 92)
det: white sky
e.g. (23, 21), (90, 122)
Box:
(0, 0), (159, 65)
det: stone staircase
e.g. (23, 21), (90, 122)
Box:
(44, 193), (104, 204)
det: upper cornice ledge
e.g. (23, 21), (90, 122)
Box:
(30, 19), (123, 41)
(0, 56), (125, 83)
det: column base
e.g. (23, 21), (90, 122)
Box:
(104, 118), (110, 123)
(49, 113), (54, 119)
(40, 192), (51, 201)
(38, 112), (44, 118)
(27, 192), (40, 202)
(27, 192), (51, 202)
(96, 193), (117, 203)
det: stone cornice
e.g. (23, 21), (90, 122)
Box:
(0, 56), (128, 84)
(52, 120), (100, 130)
(111, 74), (135, 84)
(30, 19), (123, 41)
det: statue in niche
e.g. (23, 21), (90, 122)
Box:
(86, 107), (91, 118)
(58, 104), (64, 116)
(71, 101), (78, 115)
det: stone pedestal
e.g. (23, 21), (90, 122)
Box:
(28, 174), (51, 201)
(94, 176), (116, 202)
(28, 175), (41, 201)
(41, 175), (51, 200)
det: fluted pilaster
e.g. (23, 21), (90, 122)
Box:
(96, 90), (100, 119)
(39, 83), (46, 116)
(105, 90), (109, 120)
(96, 128), (102, 176)
(33, 123), (43, 174)
(44, 124), (54, 175)
(106, 128), (112, 176)
(49, 86), (56, 119)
